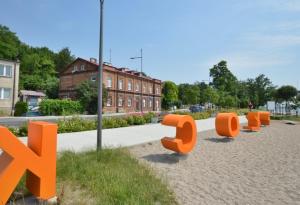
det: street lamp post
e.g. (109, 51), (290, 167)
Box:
(97, 0), (104, 151)
(130, 49), (143, 113)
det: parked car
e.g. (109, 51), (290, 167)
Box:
(189, 105), (203, 113)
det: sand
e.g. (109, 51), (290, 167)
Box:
(130, 121), (300, 205)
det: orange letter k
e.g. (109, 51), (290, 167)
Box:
(0, 121), (57, 205)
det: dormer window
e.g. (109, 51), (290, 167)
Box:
(80, 65), (85, 71)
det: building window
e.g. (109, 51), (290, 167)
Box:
(118, 80), (123, 90)
(156, 87), (160, 94)
(107, 77), (112, 88)
(0, 88), (11, 100)
(90, 75), (96, 82)
(135, 83), (140, 92)
(80, 65), (85, 71)
(72, 65), (78, 73)
(143, 85), (146, 93)
(149, 98), (152, 107)
(156, 100), (159, 110)
(0, 64), (12, 77)
(143, 99), (146, 108)
(128, 97), (132, 107)
(149, 86), (153, 94)
(128, 80), (132, 91)
(107, 96), (112, 107)
(118, 97), (123, 107)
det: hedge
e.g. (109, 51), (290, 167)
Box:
(39, 99), (83, 116)
(10, 112), (159, 137)
(14, 101), (28, 116)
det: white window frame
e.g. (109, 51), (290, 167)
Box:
(80, 65), (85, 71)
(149, 98), (152, 107)
(143, 99), (146, 108)
(0, 64), (12, 77)
(149, 86), (153, 94)
(118, 79), (123, 90)
(127, 98), (132, 107)
(143, 84), (146, 93)
(135, 83), (140, 92)
(107, 96), (112, 107)
(128, 80), (132, 91)
(156, 87), (160, 94)
(107, 77), (112, 88)
(0, 88), (11, 100)
(118, 97), (123, 107)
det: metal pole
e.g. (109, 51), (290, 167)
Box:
(141, 48), (143, 73)
(97, 0), (104, 151)
(140, 48), (143, 113)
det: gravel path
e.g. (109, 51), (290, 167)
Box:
(130, 121), (300, 205)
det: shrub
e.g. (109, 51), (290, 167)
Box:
(132, 115), (146, 125)
(58, 118), (96, 133)
(143, 112), (156, 123)
(125, 116), (135, 125)
(39, 99), (83, 116)
(14, 101), (28, 116)
(173, 111), (211, 120)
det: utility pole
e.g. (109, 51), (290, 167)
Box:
(130, 48), (144, 113)
(97, 0), (104, 151)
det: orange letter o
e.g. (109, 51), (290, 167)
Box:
(215, 113), (240, 138)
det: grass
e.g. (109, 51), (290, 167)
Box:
(11, 148), (178, 205)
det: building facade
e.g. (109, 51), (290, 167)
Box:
(59, 58), (162, 113)
(0, 59), (20, 115)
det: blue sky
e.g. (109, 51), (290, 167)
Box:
(1, 0), (300, 88)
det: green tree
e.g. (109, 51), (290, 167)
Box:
(195, 81), (208, 104)
(178, 84), (199, 105)
(0, 25), (21, 60)
(162, 81), (178, 110)
(275, 85), (298, 102)
(55, 47), (75, 73)
(202, 86), (219, 105)
(75, 81), (108, 114)
(209, 60), (238, 95)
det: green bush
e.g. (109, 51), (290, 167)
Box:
(39, 99), (83, 116)
(173, 111), (211, 120)
(132, 115), (146, 125)
(125, 116), (135, 125)
(58, 118), (96, 133)
(14, 101), (28, 116)
(143, 112), (156, 123)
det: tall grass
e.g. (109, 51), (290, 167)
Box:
(10, 148), (177, 205)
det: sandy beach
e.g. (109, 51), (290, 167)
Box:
(130, 120), (300, 205)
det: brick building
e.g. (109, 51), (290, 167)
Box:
(59, 58), (162, 113)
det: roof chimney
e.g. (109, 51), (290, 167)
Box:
(90, 58), (97, 63)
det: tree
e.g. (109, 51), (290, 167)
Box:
(75, 81), (107, 114)
(162, 81), (178, 110)
(209, 60), (238, 95)
(0, 25), (21, 60)
(178, 84), (199, 105)
(275, 85), (298, 102)
(55, 47), (75, 73)
(201, 86), (219, 105)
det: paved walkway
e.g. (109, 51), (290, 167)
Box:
(18, 116), (247, 152)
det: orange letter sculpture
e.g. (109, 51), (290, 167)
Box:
(215, 113), (240, 138)
(243, 112), (261, 131)
(259, 111), (270, 126)
(0, 121), (57, 205)
(161, 114), (197, 154)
